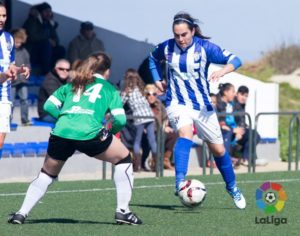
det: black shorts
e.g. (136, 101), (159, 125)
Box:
(47, 134), (113, 161)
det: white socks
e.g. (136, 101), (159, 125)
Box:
(18, 172), (54, 216)
(114, 163), (134, 213)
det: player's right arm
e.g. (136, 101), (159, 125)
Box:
(43, 85), (67, 119)
(149, 42), (167, 83)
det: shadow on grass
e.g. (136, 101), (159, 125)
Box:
(26, 218), (115, 225)
(132, 203), (237, 212)
(131, 203), (182, 211)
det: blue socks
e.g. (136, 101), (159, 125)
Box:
(214, 151), (236, 190)
(0, 149), (2, 160)
(174, 138), (193, 190)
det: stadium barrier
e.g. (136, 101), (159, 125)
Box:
(253, 112), (300, 172)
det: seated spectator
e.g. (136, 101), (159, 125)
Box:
(37, 59), (71, 123)
(209, 93), (217, 108)
(67, 21), (105, 64)
(233, 85), (265, 166)
(10, 28), (32, 126)
(216, 83), (245, 163)
(121, 69), (157, 172)
(23, 2), (65, 75)
(142, 84), (176, 170)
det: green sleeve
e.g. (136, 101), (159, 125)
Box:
(109, 90), (126, 134)
(43, 86), (66, 119)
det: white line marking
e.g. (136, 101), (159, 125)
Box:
(0, 178), (299, 197)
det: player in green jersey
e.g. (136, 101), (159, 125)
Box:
(8, 52), (142, 225)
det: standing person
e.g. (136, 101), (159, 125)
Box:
(149, 12), (246, 209)
(67, 21), (105, 64)
(121, 69), (157, 172)
(37, 59), (71, 123)
(23, 2), (65, 75)
(0, 3), (30, 160)
(10, 28), (31, 126)
(143, 84), (176, 170)
(8, 52), (142, 225)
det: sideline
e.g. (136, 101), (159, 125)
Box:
(0, 178), (299, 197)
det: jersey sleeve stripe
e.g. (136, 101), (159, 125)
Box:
(111, 108), (125, 116)
(49, 95), (62, 107)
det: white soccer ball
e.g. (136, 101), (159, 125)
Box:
(178, 179), (207, 208)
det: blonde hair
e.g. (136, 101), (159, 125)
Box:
(123, 68), (145, 94)
(11, 28), (28, 43)
(144, 84), (157, 94)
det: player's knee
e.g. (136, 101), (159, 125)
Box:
(210, 146), (225, 157)
(115, 153), (132, 165)
(41, 168), (58, 179)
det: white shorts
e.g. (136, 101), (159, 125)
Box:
(0, 102), (12, 133)
(166, 105), (223, 144)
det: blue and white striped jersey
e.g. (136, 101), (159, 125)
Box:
(149, 36), (241, 111)
(0, 30), (15, 102)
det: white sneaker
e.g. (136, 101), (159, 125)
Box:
(227, 187), (246, 209)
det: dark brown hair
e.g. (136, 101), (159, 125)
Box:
(173, 11), (210, 39)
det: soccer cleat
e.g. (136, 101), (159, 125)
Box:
(115, 211), (142, 225)
(8, 213), (26, 224)
(227, 187), (246, 209)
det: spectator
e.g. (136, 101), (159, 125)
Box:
(37, 59), (70, 123)
(67, 21), (105, 64)
(10, 28), (31, 126)
(233, 85), (265, 166)
(23, 2), (65, 75)
(209, 93), (217, 108)
(121, 69), (157, 172)
(142, 84), (176, 170)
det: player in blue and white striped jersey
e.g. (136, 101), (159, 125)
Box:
(149, 12), (246, 209)
(0, 2), (30, 159)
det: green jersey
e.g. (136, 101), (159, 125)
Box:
(44, 75), (126, 140)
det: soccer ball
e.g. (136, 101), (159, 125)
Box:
(265, 192), (276, 204)
(178, 179), (207, 208)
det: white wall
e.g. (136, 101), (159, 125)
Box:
(209, 64), (279, 139)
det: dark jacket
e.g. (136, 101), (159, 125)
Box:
(37, 71), (67, 118)
(233, 97), (247, 128)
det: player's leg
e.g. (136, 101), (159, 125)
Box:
(0, 103), (11, 159)
(167, 106), (194, 192)
(195, 110), (246, 209)
(8, 156), (66, 224)
(8, 135), (74, 224)
(174, 125), (194, 192)
(93, 135), (142, 225)
(0, 133), (6, 159)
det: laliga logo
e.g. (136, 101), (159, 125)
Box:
(255, 181), (288, 226)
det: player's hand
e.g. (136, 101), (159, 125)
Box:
(98, 127), (110, 141)
(209, 69), (226, 82)
(155, 80), (167, 93)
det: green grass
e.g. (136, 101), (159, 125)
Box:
(1, 172), (299, 236)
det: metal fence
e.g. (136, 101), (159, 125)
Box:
(101, 111), (300, 179)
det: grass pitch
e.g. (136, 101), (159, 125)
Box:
(0, 171), (299, 236)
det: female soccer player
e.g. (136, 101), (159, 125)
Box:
(0, 2), (30, 159)
(8, 52), (142, 225)
(149, 12), (246, 209)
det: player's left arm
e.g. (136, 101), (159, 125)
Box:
(109, 90), (127, 134)
(205, 41), (242, 81)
